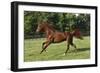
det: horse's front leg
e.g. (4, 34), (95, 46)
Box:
(42, 41), (47, 52)
(40, 41), (51, 54)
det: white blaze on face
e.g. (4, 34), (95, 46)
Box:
(36, 26), (39, 32)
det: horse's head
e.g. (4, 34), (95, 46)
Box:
(36, 22), (46, 32)
(72, 29), (83, 40)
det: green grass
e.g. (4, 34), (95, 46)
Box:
(24, 36), (90, 62)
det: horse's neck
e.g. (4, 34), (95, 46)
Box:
(45, 27), (55, 36)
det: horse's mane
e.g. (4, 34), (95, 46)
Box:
(42, 21), (56, 32)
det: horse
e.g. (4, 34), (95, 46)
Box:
(36, 21), (83, 54)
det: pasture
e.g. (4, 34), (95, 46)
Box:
(24, 36), (90, 62)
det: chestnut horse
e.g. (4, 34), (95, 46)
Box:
(36, 22), (83, 54)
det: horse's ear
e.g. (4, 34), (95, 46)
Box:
(38, 20), (43, 24)
(42, 21), (48, 24)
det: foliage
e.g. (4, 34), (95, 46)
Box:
(24, 11), (90, 38)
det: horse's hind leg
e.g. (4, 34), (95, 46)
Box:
(70, 43), (77, 52)
(65, 44), (70, 54)
(71, 43), (77, 49)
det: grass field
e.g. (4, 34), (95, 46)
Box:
(24, 36), (90, 62)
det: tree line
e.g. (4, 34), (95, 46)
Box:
(24, 11), (90, 39)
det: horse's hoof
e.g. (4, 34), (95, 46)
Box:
(62, 53), (66, 56)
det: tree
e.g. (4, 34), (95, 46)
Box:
(24, 11), (90, 39)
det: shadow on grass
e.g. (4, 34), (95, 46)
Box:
(70, 48), (90, 53)
(48, 48), (90, 58)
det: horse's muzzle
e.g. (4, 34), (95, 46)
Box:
(36, 29), (39, 32)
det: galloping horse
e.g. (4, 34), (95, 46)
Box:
(36, 21), (83, 54)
